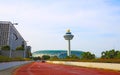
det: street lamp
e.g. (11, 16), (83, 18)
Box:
(12, 23), (18, 25)
(64, 29), (74, 56)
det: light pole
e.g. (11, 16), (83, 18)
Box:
(64, 29), (74, 56)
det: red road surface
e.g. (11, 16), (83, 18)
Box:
(13, 62), (120, 75)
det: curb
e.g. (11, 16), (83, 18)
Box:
(47, 61), (120, 71)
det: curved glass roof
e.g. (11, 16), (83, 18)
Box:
(32, 50), (83, 58)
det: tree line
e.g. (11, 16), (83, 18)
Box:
(80, 49), (120, 59)
(101, 49), (120, 59)
(32, 49), (120, 61)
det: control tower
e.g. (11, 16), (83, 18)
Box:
(64, 29), (74, 56)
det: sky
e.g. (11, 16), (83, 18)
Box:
(0, 0), (120, 56)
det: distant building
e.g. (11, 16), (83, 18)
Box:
(0, 21), (26, 50)
(32, 50), (83, 58)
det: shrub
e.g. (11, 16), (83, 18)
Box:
(1, 45), (10, 50)
(33, 56), (41, 61)
(0, 55), (12, 62)
(23, 58), (31, 61)
(12, 57), (25, 61)
(116, 52), (120, 59)
(42, 55), (50, 60)
(81, 52), (95, 60)
(0, 55), (31, 62)
(71, 55), (80, 59)
(16, 46), (24, 50)
(50, 56), (59, 60)
(65, 55), (79, 59)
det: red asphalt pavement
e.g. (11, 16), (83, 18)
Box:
(13, 62), (120, 75)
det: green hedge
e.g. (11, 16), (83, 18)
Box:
(0, 55), (31, 62)
(1, 45), (10, 50)
(0, 55), (12, 62)
(16, 46), (24, 50)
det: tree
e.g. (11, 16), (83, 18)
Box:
(42, 55), (50, 60)
(109, 49), (115, 58)
(101, 51), (105, 58)
(101, 49), (120, 59)
(81, 52), (95, 59)
(1, 45), (10, 50)
(65, 55), (79, 59)
(50, 56), (59, 60)
(33, 56), (41, 61)
(115, 51), (120, 59)
(71, 55), (79, 59)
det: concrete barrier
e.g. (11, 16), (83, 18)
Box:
(47, 61), (120, 71)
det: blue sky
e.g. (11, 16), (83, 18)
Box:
(0, 0), (120, 56)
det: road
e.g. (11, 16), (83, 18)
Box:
(13, 62), (120, 75)
(0, 61), (32, 71)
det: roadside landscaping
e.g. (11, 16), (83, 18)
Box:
(49, 58), (120, 63)
(48, 49), (120, 63)
(0, 55), (31, 62)
(47, 61), (120, 71)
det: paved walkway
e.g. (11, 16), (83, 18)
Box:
(0, 65), (19, 75)
(13, 62), (120, 75)
(0, 61), (32, 70)
(0, 61), (32, 75)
